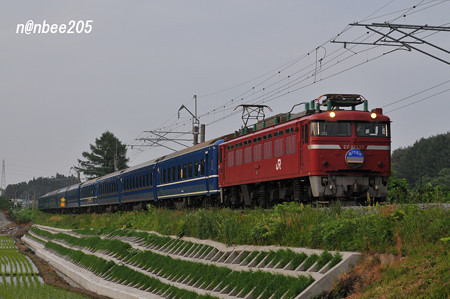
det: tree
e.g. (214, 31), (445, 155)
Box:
(4, 174), (79, 200)
(75, 131), (129, 180)
(391, 132), (450, 187)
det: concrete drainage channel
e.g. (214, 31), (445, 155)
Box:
(23, 224), (361, 298)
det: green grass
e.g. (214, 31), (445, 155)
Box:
(316, 250), (333, 270)
(35, 203), (449, 256)
(328, 252), (343, 269)
(32, 202), (449, 298)
(0, 283), (92, 299)
(44, 241), (210, 299)
(0, 236), (89, 299)
(302, 253), (319, 270)
(357, 241), (449, 298)
(0, 236), (40, 285)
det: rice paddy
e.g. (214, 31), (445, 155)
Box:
(0, 236), (91, 298)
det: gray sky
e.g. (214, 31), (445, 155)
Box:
(1, 1), (449, 185)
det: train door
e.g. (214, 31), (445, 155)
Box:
(300, 122), (309, 172)
(296, 123), (302, 173)
(218, 146), (224, 185)
(204, 152), (209, 193)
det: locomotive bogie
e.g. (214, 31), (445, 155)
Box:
(309, 175), (388, 200)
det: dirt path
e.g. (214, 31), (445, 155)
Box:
(0, 211), (11, 229)
(0, 211), (109, 299)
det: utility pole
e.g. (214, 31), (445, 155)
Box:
(70, 166), (81, 182)
(129, 95), (206, 152)
(178, 95), (201, 145)
(105, 145), (118, 172)
(114, 141), (118, 172)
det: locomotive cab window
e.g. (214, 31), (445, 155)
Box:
(356, 122), (390, 137)
(310, 121), (352, 137)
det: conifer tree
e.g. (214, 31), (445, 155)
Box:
(75, 131), (129, 179)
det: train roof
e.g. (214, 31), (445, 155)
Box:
(98, 169), (124, 180)
(80, 177), (100, 187)
(76, 138), (225, 184)
(155, 137), (225, 163)
(223, 94), (390, 144)
(66, 183), (80, 191)
(40, 189), (60, 198)
(120, 158), (158, 175)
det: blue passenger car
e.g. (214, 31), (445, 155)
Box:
(65, 184), (80, 208)
(55, 185), (79, 209)
(79, 178), (98, 207)
(38, 189), (59, 210)
(97, 172), (121, 206)
(39, 138), (224, 212)
(121, 160), (156, 205)
(155, 139), (223, 203)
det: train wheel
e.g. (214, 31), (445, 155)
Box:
(258, 184), (268, 208)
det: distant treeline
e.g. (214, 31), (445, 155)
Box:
(3, 174), (78, 200)
(392, 132), (449, 188)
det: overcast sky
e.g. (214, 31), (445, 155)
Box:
(1, 1), (449, 185)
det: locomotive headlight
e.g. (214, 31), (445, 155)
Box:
(329, 111), (336, 118)
(370, 112), (377, 119)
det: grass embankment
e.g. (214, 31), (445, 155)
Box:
(32, 203), (449, 297)
(74, 227), (341, 271)
(35, 203), (447, 255)
(29, 227), (313, 298)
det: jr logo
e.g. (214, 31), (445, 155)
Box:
(276, 159), (282, 171)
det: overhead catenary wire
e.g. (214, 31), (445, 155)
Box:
(128, 0), (449, 161)
(200, 3), (449, 124)
(385, 88), (450, 113)
(197, 0), (443, 107)
(382, 79), (450, 108)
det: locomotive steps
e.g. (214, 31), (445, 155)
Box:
(23, 224), (361, 298)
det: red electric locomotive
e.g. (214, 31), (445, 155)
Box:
(218, 94), (390, 206)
